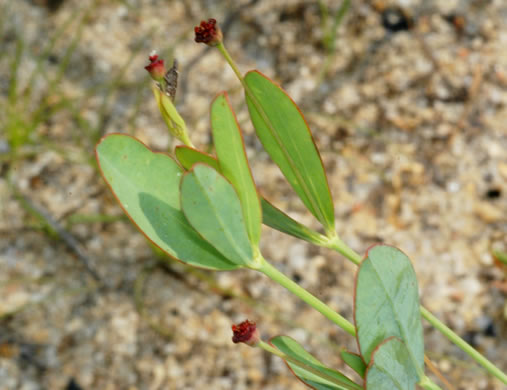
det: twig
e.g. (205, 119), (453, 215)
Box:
(11, 188), (101, 282)
(134, 264), (173, 340)
(424, 354), (456, 390)
(457, 64), (483, 130)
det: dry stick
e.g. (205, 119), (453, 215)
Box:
(424, 355), (456, 390)
(456, 64), (484, 130)
(56, 188), (105, 222)
(134, 264), (174, 340)
(12, 189), (101, 282)
(416, 31), (484, 134)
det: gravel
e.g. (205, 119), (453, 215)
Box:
(0, 0), (506, 389)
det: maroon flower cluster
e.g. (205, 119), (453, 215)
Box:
(194, 18), (222, 46)
(232, 320), (259, 346)
(144, 52), (166, 81)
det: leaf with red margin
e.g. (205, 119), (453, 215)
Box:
(211, 92), (262, 247)
(354, 245), (424, 373)
(180, 164), (254, 266)
(175, 146), (328, 245)
(365, 337), (419, 390)
(340, 349), (366, 378)
(260, 198), (328, 244)
(244, 70), (335, 232)
(95, 134), (239, 271)
(270, 336), (361, 390)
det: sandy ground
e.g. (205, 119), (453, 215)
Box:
(0, 0), (506, 389)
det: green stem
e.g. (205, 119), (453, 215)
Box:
(256, 259), (356, 336)
(418, 376), (443, 390)
(420, 307), (507, 384)
(179, 129), (194, 148)
(328, 237), (507, 384)
(324, 235), (361, 265)
(216, 43), (246, 87)
(258, 340), (363, 390)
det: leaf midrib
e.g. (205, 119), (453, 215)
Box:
(191, 169), (252, 264)
(99, 151), (236, 266)
(245, 76), (333, 230)
(368, 257), (423, 378)
(220, 111), (260, 245)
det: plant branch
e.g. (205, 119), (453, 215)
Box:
(214, 29), (506, 385)
(256, 259), (356, 336)
(424, 355), (455, 390)
(217, 42), (335, 235)
(328, 237), (507, 384)
(418, 375), (444, 390)
(420, 307), (507, 384)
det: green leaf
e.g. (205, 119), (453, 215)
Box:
(340, 350), (366, 378)
(211, 92), (262, 247)
(354, 245), (424, 373)
(95, 134), (239, 271)
(175, 146), (325, 245)
(261, 198), (326, 244)
(365, 337), (419, 390)
(271, 336), (360, 390)
(175, 146), (220, 171)
(180, 164), (254, 266)
(244, 71), (335, 232)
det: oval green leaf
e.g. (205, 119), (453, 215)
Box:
(365, 337), (419, 390)
(244, 70), (335, 232)
(175, 146), (325, 245)
(95, 134), (239, 271)
(354, 245), (424, 372)
(340, 350), (366, 378)
(211, 93), (262, 247)
(180, 164), (254, 266)
(271, 336), (360, 390)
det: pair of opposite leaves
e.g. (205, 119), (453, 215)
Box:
(96, 70), (335, 270)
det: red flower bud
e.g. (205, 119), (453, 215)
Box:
(194, 18), (223, 46)
(145, 51), (166, 82)
(232, 320), (259, 346)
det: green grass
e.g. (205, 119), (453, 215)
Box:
(0, 1), (176, 267)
